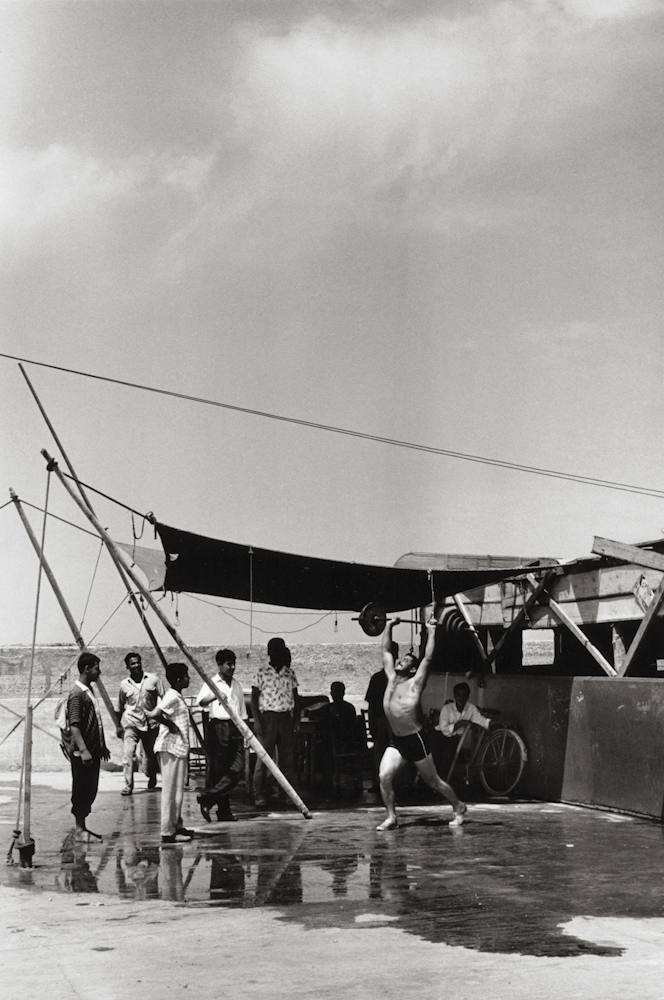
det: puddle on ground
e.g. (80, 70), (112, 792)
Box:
(3, 800), (664, 958)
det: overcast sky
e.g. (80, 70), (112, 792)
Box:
(2, 0), (664, 653)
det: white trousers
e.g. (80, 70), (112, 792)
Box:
(158, 751), (187, 836)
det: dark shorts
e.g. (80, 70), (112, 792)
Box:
(390, 729), (431, 763)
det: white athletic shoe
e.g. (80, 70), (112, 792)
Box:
(449, 805), (467, 827)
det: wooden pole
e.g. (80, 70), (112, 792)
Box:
(17, 707), (34, 866)
(42, 450), (313, 820)
(16, 472), (51, 862)
(591, 536), (664, 677)
(524, 573), (616, 677)
(483, 568), (557, 671)
(10, 490), (120, 729)
(19, 363), (169, 671)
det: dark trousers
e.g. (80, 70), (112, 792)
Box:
(253, 710), (295, 798)
(70, 754), (101, 820)
(200, 719), (245, 807)
(122, 725), (159, 790)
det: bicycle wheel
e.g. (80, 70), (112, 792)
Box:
(478, 728), (527, 797)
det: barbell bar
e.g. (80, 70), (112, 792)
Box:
(353, 601), (422, 637)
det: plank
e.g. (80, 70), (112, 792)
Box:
(592, 536), (664, 573)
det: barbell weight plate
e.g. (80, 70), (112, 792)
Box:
(358, 601), (387, 636)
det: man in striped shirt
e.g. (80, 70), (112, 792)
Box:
(67, 652), (110, 841)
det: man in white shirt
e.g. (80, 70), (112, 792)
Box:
(116, 652), (164, 796)
(437, 682), (495, 780)
(195, 649), (247, 822)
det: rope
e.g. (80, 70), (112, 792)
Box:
(78, 538), (104, 632)
(182, 592), (335, 634)
(60, 472), (145, 517)
(0, 593), (128, 749)
(21, 501), (99, 538)
(3, 351), (664, 499)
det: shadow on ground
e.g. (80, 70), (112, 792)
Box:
(2, 775), (663, 959)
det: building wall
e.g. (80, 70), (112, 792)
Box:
(562, 677), (664, 818)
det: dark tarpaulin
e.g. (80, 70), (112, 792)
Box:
(155, 522), (544, 612)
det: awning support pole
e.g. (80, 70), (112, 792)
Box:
(42, 449), (313, 820)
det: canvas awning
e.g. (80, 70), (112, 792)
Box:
(147, 522), (557, 613)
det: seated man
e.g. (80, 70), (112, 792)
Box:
(318, 682), (357, 744)
(314, 682), (359, 786)
(436, 682), (495, 780)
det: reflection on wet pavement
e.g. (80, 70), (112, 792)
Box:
(3, 789), (664, 959)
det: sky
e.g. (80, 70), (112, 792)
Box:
(1, 0), (664, 652)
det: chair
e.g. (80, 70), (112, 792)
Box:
(184, 698), (208, 784)
(329, 715), (368, 794)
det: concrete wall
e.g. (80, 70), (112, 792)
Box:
(424, 673), (664, 818)
(562, 677), (664, 818)
(423, 673), (573, 801)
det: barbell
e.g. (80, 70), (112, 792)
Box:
(353, 601), (422, 637)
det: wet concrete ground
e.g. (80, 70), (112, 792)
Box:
(3, 771), (664, 998)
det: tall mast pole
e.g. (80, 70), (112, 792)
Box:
(19, 363), (168, 669)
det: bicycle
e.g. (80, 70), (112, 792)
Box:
(437, 708), (528, 797)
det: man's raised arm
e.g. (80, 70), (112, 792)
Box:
(413, 618), (438, 687)
(382, 618), (400, 678)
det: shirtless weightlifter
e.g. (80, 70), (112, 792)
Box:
(376, 617), (467, 832)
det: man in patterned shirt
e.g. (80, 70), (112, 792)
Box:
(67, 651), (110, 841)
(251, 637), (299, 808)
(147, 662), (194, 844)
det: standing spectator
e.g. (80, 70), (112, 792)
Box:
(116, 652), (164, 796)
(251, 637), (299, 808)
(68, 652), (110, 841)
(195, 648), (247, 822)
(364, 643), (397, 793)
(147, 663), (194, 845)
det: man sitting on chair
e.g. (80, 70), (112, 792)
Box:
(436, 682), (496, 780)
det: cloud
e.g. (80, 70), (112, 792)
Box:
(560, 0), (662, 20)
(0, 144), (215, 264)
(157, 0), (664, 276)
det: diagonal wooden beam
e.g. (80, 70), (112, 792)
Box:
(590, 537), (664, 677)
(524, 574), (616, 677)
(617, 576), (664, 677)
(484, 568), (557, 670)
(592, 536), (664, 573)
